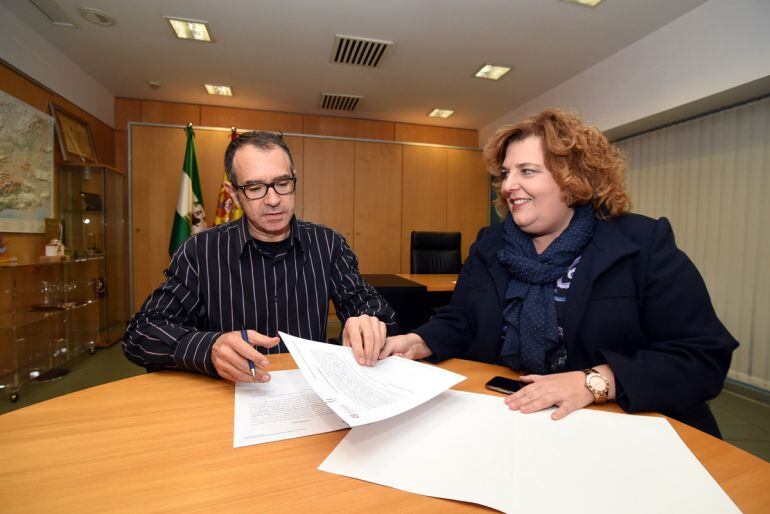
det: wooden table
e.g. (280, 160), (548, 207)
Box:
(1, 355), (769, 513)
(397, 273), (458, 292)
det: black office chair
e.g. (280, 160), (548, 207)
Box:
(410, 231), (462, 274)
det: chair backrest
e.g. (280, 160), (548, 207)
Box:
(410, 231), (462, 274)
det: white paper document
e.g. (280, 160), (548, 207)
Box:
(319, 390), (739, 514)
(279, 331), (466, 427)
(233, 370), (347, 447)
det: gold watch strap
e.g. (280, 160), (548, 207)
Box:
(583, 368), (609, 404)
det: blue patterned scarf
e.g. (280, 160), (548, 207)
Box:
(497, 204), (595, 373)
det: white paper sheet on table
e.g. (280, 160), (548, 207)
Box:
(279, 331), (466, 427)
(319, 389), (740, 514)
(233, 369), (348, 447)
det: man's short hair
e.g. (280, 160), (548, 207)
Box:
(224, 131), (295, 186)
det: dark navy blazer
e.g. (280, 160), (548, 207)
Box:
(414, 214), (738, 437)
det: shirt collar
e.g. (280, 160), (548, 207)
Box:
(237, 215), (303, 256)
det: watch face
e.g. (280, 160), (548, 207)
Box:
(588, 375), (607, 392)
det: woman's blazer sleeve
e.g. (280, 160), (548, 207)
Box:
(599, 218), (738, 415)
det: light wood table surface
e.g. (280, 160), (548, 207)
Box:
(397, 273), (458, 292)
(1, 354), (769, 513)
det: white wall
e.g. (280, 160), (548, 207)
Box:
(480, 0), (770, 144)
(0, 3), (114, 126)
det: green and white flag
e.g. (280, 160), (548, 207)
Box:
(169, 125), (207, 256)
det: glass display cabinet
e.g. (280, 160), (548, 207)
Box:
(0, 162), (128, 402)
(58, 162), (129, 346)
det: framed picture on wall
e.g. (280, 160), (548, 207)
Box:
(50, 103), (98, 163)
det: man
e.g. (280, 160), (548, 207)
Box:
(124, 131), (397, 383)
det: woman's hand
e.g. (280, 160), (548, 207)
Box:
(504, 365), (615, 420)
(379, 333), (433, 360)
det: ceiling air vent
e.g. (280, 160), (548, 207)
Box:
(330, 35), (393, 68)
(320, 93), (363, 112)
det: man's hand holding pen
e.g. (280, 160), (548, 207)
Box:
(212, 330), (279, 383)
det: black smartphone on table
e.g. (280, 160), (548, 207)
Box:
(485, 376), (523, 395)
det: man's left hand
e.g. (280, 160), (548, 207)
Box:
(342, 314), (387, 366)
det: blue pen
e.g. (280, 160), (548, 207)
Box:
(241, 326), (257, 380)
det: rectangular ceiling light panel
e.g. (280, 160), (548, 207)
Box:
(205, 84), (232, 96)
(166, 17), (213, 42)
(474, 64), (511, 80)
(428, 109), (454, 119)
(561, 0), (604, 6)
(331, 35), (393, 68)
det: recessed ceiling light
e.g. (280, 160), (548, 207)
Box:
(474, 64), (511, 81)
(166, 17), (213, 42)
(205, 84), (233, 96)
(428, 109), (454, 119)
(79, 7), (116, 27)
(561, 0), (604, 7)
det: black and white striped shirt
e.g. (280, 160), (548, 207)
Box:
(123, 216), (397, 376)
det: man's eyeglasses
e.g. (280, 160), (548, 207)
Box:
(235, 177), (296, 200)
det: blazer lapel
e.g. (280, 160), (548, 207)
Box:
(562, 219), (640, 352)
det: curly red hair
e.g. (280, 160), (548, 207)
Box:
(483, 109), (631, 219)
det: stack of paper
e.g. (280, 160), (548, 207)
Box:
(233, 332), (465, 446)
(319, 390), (740, 513)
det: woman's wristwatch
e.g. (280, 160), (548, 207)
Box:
(583, 368), (609, 403)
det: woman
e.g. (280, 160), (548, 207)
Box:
(382, 109), (737, 438)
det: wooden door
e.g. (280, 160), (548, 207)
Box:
(302, 139), (355, 240)
(447, 149), (489, 261)
(353, 142), (402, 273)
(401, 146), (448, 272)
(131, 125), (187, 311)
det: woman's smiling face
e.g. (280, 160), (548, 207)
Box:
(500, 135), (574, 252)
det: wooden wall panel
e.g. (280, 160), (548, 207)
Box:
(115, 132), (128, 173)
(130, 125), (187, 311)
(0, 64), (50, 111)
(283, 136), (304, 218)
(395, 123), (479, 148)
(302, 139), (355, 239)
(401, 146), (448, 272)
(353, 143), (402, 273)
(141, 101), (200, 125)
(303, 115), (395, 141)
(200, 106), (302, 133)
(447, 149), (489, 261)
(115, 98), (141, 131)
(91, 119), (115, 166)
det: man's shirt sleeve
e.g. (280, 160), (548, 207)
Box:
(123, 237), (222, 376)
(328, 234), (398, 335)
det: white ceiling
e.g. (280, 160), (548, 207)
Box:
(2, 0), (710, 129)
